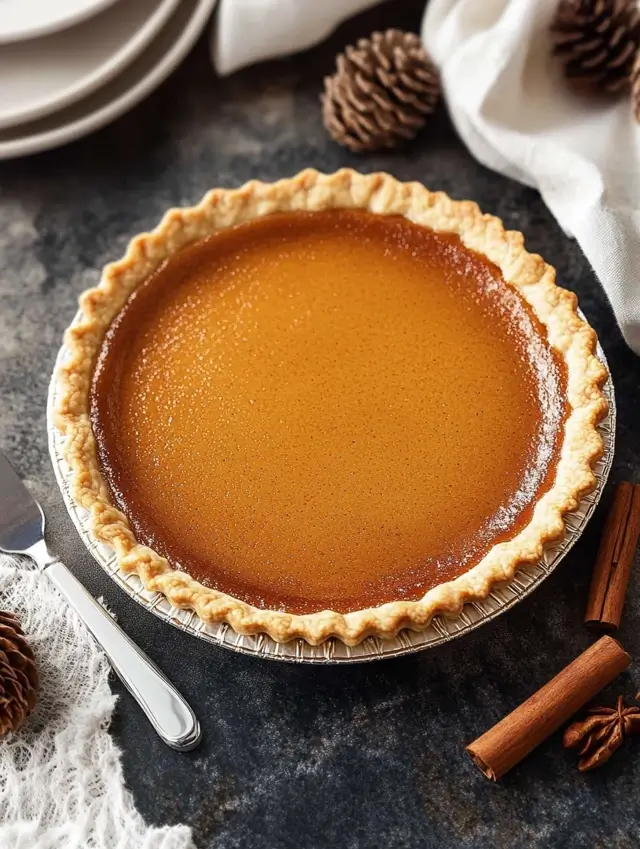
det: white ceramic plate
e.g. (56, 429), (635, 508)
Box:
(0, 0), (118, 44)
(0, 0), (182, 130)
(0, 0), (217, 159)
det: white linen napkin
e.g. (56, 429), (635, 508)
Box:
(422, 0), (640, 354)
(211, 0), (383, 76)
(0, 558), (194, 849)
(211, 0), (640, 354)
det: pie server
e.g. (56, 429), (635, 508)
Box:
(0, 448), (201, 751)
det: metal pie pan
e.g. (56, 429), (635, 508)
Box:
(47, 312), (615, 663)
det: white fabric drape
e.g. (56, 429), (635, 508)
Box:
(0, 559), (194, 849)
(422, 0), (640, 354)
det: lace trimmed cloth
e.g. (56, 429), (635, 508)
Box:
(0, 557), (194, 849)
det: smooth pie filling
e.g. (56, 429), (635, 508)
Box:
(91, 209), (567, 614)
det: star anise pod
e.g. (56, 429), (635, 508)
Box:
(563, 696), (640, 771)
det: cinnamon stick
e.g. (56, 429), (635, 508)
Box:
(585, 482), (640, 631)
(466, 636), (630, 781)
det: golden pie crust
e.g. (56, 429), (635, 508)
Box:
(54, 169), (608, 645)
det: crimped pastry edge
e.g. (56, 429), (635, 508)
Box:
(54, 169), (609, 646)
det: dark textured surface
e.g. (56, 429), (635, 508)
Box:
(1, 2), (640, 847)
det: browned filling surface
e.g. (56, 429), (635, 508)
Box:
(91, 209), (567, 614)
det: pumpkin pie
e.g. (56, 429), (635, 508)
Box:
(55, 170), (608, 645)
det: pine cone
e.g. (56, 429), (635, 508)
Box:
(552, 0), (640, 93)
(0, 611), (38, 736)
(632, 48), (640, 119)
(321, 29), (440, 153)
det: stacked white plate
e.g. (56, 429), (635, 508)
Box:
(0, 0), (217, 159)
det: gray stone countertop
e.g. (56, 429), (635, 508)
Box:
(1, 2), (640, 847)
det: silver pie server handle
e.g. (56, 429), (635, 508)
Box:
(32, 548), (201, 751)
